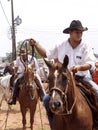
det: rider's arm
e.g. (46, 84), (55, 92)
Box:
(70, 64), (91, 73)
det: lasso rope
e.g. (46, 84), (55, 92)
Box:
(38, 100), (44, 130)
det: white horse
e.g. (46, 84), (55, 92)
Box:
(0, 74), (12, 109)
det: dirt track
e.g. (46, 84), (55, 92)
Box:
(0, 99), (50, 130)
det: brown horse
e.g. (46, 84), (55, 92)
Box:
(45, 55), (97, 130)
(18, 64), (39, 130)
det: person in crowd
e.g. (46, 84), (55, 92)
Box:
(8, 48), (46, 105)
(29, 20), (98, 129)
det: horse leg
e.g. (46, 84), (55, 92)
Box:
(5, 87), (9, 101)
(0, 93), (4, 110)
(0, 86), (5, 109)
(30, 109), (35, 130)
(20, 106), (26, 129)
(4, 87), (12, 110)
(30, 105), (37, 130)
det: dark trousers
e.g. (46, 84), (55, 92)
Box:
(12, 79), (20, 98)
(12, 74), (23, 99)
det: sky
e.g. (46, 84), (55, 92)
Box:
(0, 0), (98, 57)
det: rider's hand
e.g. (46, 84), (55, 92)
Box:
(29, 39), (37, 46)
(70, 65), (80, 74)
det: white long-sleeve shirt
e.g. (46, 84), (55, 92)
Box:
(46, 39), (97, 78)
(14, 55), (39, 74)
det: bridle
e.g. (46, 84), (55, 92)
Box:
(20, 66), (36, 101)
(49, 69), (77, 115)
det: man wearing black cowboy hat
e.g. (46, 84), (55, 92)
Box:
(63, 20), (88, 33)
(29, 20), (98, 130)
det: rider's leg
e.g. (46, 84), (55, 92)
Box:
(34, 73), (53, 128)
(83, 76), (98, 105)
(83, 76), (98, 91)
(43, 94), (53, 130)
(83, 77), (98, 123)
(8, 78), (19, 105)
(34, 73), (46, 101)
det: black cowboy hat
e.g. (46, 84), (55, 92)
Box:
(63, 20), (88, 34)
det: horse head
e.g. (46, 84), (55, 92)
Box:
(19, 63), (36, 100)
(25, 64), (35, 84)
(4, 65), (14, 75)
(45, 55), (76, 115)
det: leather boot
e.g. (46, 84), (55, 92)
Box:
(8, 97), (16, 105)
(34, 76), (46, 101)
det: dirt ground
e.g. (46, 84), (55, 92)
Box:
(0, 83), (50, 130)
(0, 99), (50, 130)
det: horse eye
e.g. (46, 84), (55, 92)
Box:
(48, 76), (53, 82)
(62, 73), (67, 81)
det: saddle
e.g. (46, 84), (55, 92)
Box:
(75, 75), (98, 128)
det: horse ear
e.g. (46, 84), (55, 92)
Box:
(44, 58), (52, 69)
(62, 55), (69, 68)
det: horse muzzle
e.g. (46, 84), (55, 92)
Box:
(49, 99), (64, 114)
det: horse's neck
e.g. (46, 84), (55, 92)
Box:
(67, 85), (76, 105)
(67, 71), (76, 94)
(24, 71), (34, 85)
(66, 70), (77, 109)
(0, 75), (12, 88)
